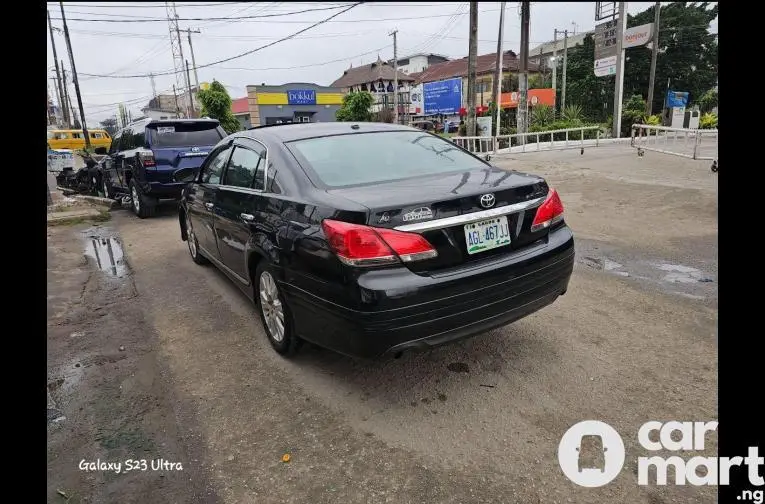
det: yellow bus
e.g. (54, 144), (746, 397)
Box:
(47, 129), (112, 151)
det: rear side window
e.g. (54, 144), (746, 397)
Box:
(287, 131), (487, 188)
(146, 122), (226, 148)
(222, 145), (265, 189)
(202, 145), (232, 185)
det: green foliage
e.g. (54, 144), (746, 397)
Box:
(562, 104), (583, 123)
(336, 91), (375, 122)
(620, 94), (647, 137)
(626, 2), (718, 115)
(644, 114), (661, 126)
(529, 120), (600, 140)
(699, 112), (718, 129)
(529, 73), (552, 89)
(197, 80), (240, 134)
(531, 104), (555, 127)
(698, 88), (718, 113)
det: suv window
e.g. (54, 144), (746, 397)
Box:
(146, 122), (226, 148)
(222, 145), (265, 189)
(202, 145), (232, 185)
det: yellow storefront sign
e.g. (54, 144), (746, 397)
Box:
(256, 92), (343, 106)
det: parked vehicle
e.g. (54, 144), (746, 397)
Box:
(55, 151), (107, 194)
(101, 118), (227, 218)
(177, 122), (574, 359)
(410, 120), (437, 132)
(47, 129), (112, 151)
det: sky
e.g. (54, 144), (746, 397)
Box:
(46, 1), (718, 126)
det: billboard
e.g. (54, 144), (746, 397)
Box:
(410, 83), (423, 114)
(500, 88), (556, 108)
(287, 89), (316, 105)
(423, 78), (462, 115)
(665, 90), (689, 108)
(623, 23), (653, 48)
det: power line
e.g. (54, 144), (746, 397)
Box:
(48, 4), (352, 22)
(215, 45), (391, 71)
(77, 2), (363, 79)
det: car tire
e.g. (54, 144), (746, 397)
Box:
(184, 211), (209, 265)
(129, 179), (156, 219)
(255, 263), (301, 356)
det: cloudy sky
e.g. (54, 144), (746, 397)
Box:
(46, 1), (717, 126)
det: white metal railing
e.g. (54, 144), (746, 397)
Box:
(631, 124), (718, 161)
(451, 126), (602, 155)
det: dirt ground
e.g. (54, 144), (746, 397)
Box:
(47, 145), (717, 504)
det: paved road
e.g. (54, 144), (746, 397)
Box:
(47, 145), (717, 503)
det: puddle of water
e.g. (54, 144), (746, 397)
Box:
(654, 263), (714, 284)
(84, 235), (128, 278)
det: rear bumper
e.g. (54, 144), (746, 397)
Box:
(282, 225), (575, 359)
(142, 181), (185, 198)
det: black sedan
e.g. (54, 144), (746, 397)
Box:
(177, 122), (574, 359)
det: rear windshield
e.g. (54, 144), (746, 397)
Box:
(287, 131), (487, 188)
(146, 122), (225, 148)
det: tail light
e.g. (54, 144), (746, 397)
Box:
(322, 219), (437, 267)
(139, 152), (156, 167)
(531, 188), (564, 232)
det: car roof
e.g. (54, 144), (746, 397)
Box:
(239, 122), (420, 143)
(126, 117), (220, 128)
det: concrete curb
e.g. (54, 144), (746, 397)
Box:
(72, 194), (118, 209)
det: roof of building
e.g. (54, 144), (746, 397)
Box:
(529, 31), (593, 58)
(410, 50), (539, 84)
(389, 52), (450, 63)
(231, 97), (249, 115)
(330, 56), (415, 88)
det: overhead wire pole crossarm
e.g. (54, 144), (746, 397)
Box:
(59, 2), (90, 148)
(74, 2), (363, 79)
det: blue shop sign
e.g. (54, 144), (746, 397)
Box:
(287, 89), (316, 105)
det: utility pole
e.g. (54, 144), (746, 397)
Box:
(173, 85), (181, 118)
(517, 1), (530, 142)
(181, 28), (202, 92)
(59, 2), (90, 148)
(493, 2), (506, 143)
(47, 10), (65, 128)
(185, 60), (195, 117)
(175, 23), (191, 117)
(612, 2), (627, 138)
(561, 29), (568, 110)
(390, 29), (399, 124)
(552, 30), (558, 114)
(466, 2), (478, 136)
(61, 64), (71, 128)
(645, 1), (661, 117)
(149, 73), (157, 101)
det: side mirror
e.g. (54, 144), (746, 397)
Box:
(173, 167), (199, 183)
(94, 147), (107, 155)
(484, 154), (492, 162)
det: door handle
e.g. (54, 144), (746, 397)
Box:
(240, 213), (255, 222)
(205, 202), (214, 210)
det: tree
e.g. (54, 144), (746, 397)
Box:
(624, 2), (718, 114)
(118, 103), (129, 128)
(197, 79), (241, 134)
(100, 117), (118, 136)
(335, 92), (375, 122)
(698, 88), (718, 113)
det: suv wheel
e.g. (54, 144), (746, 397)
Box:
(255, 264), (300, 356)
(129, 179), (156, 219)
(185, 211), (208, 265)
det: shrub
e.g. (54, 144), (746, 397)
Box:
(644, 114), (661, 126)
(531, 104), (554, 127)
(699, 112), (718, 129)
(561, 104), (583, 123)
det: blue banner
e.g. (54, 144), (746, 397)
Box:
(287, 89), (316, 105)
(424, 78), (462, 115)
(665, 90), (688, 108)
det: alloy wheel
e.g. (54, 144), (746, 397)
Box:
(259, 271), (285, 343)
(186, 215), (197, 258)
(131, 186), (140, 213)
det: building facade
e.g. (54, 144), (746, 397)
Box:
(388, 53), (450, 75)
(141, 88), (200, 119)
(245, 83), (344, 127)
(529, 31), (593, 69)
(231, 97), (251, 129)
(330, 57), (415, 123)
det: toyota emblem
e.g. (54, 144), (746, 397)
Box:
(479, 193), (496, 209)
(191, 146), (200, 152)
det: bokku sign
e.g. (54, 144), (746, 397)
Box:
(287, 90), (316, 105)
(500, 89), (556, 109)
